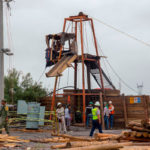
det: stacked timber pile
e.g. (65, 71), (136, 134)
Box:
(0, 134), (29, 148)
(30, 133), (132, 150)
(124, 119), (150, 142)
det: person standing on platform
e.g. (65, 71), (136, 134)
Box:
(104, 102), (109, 130)
(0, 100), (9, 135)
(56, 102), (67, 133)
(86, 102), (93, 127)
(108, 101), (115, 129)
(89, 101), (103, 137)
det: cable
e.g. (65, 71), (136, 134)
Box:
(37, 67), (46, 84)
(48, 86), (75, 96)
(98, 43), (138, 94)
(91, 16), (150, 48)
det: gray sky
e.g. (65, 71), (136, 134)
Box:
(4, 0), (150, 95)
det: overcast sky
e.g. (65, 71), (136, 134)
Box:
(3, 0), (150, 95)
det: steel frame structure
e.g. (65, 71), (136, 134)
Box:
(50, 13), (104, 124)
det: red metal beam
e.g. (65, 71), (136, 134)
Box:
(50, 19), (67, 114)
(80, 19), (86, 124)
(90, 19), (105, 92)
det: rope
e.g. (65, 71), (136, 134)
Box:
(86, 17), (139, 93)
(91, 16), (150, 48)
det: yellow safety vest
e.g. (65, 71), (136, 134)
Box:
(92, 108), (98, 120)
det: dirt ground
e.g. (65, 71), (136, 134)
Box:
(1, 126), (150, 150)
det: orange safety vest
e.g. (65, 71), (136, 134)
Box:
(109, 105), (114, 115)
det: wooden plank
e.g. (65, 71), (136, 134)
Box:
(143, 95), (149, 120)
(122, 94), (127, 127)
(99, 93), (104, 129)
(46, 55), (77, 77)
(56, 55), (77, 76)
(46, 55), (67, 77)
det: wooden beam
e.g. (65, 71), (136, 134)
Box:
(99, 93), (104, 129)
(143, 95), (149, 120)
(122, 94), (128, 127)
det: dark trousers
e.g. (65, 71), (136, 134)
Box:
(109, 114), (114, 129)
(104, 115), (109, 130)
(86, 114), (92, 127)
(0, 120), (9, 134)
(89, 120), (102, 136)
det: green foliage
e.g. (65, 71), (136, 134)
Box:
(4, 69), (47, 104)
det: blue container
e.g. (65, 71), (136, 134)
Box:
(39, 106), (45, 126)
(17, 100), (27, 115)
(26, 102), (40, 129)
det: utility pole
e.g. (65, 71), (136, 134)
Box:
(0, 0), (4, 103)
(0, 0), (13, 104)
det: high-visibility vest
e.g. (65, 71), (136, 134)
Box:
(109, 105), (114, 115)
(92, 108), (98, 120)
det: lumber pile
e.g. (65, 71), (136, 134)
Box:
(30, 133), (132, 149)
(0, 134), (29, 148)
(51, 133), (94, 142)
(94, 133), (123, 141)
(30, 137), (70, 143)
(51, 133), (132, 149)
(123, 119), (150, 142)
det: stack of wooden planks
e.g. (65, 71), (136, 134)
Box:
(0, 134), (29, 148)
(123, 119), (150, 142)
(30, 133), (132, 149)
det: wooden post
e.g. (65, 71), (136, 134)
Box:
(147, 96), (150, 118)
(99, 92), (104, 129)
(143, 95), (149, 120)
(122, 94), (127, 127)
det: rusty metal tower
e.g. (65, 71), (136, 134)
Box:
(46, 12), (115, 124)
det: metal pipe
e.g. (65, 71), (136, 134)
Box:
(0, 0), (4, 102)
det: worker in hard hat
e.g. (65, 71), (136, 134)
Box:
(86, 101), (93, 127)
(56, 102), (67, 133)
(108, 101), (114, 129)
(0, 99), (9, 135)
(104, 102), (109, 130)
(89, 101), (102, 136)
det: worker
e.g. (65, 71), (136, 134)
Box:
(75, 109), (82, 123)
(0, 99), (9, 135)
(89, 101), (102, 136)
(56, 102), (67, 133)
(108, 101), (115, 129)
(65, 104), (71, 131)
(104, 102), (109, 130)
(86, 102), (93, 127)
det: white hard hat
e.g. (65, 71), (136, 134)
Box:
(57, 102), (62, 106)
(95, 101), (100, 106)
(109, 101), (112, 104)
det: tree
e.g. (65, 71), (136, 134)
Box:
(4, 69), (47, 104)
